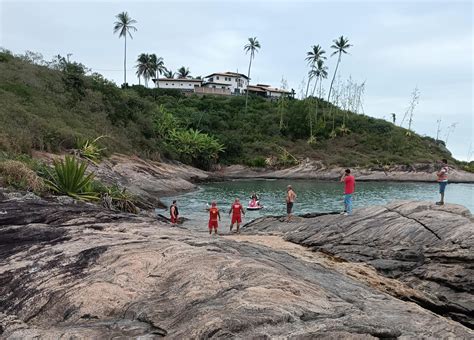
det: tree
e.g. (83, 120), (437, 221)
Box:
(400, 87), (420, 132)
(177, 66), (190, 79)
(305, 44), (326, 98)
(327, 36), (352, 102)
(135, 53), (156, 87)
(149, 54), (165, 88)
(135, 53), (149, 86)
(113, 12), (137, 86)
(163, 68), (175, 79)
(244, 37), (261, 113)
(310, 59), (328, 98)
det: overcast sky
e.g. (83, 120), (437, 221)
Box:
(1, 0), (472, 160)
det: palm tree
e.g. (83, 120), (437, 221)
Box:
(244, 37), (261, 113)
(149, 54), (165, 88)
(305, 45), (326, 98)
(135, 53), (154, 87)
(135, 53), (149, 86)
(327, 35), (352, 102)
(163, 68), (175, 79)
(113, 12), (137, 86)
(311, 59), (328, 97)
(177, 66), (190, 79)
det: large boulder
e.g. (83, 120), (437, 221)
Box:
(244, 201), (474, 328)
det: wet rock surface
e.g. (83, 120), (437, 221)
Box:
(0, 196), (472, 338)
(244, 201), (474, 328)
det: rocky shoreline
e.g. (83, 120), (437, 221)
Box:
(216, 161), (474, 183)
(0, 192), (472, 338)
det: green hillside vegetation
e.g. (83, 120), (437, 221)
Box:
(0, 50), (457, 170)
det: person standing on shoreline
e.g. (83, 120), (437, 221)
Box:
(340, 169), (355, 216)
(286, 185), (297, 222)
(436, 159), (449, 205)
(229, 198), (245, 233)
(170, 200), (179, 226)
(207, 201), (221, 235)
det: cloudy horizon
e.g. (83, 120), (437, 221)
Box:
(1, 0), (472, 160)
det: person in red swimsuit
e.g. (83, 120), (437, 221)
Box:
(207, 201), (221, 235)
(169, 200), (178, 226)
(229, 198), (245, 233)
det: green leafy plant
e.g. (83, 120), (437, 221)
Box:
(277, 147), (299, 167)
(100, 185), (139, 214)
(167, 128), (225, 169)
(45, 155), (98, 200)
(77, 136), (107, 163)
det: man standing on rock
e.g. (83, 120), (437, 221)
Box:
(229, 198), (245, 233)
(208, 201), (221, 235)
(340, 169), (355, 215)
(286, 185), (297, 222)
(170, 200), (179, 226)
(436, 159), (449, 205)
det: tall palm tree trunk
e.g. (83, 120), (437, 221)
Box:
(327, 52), (341, 102)
(244, 55), (253, 113)
(319, 78), (323, 98)
(305, 77), (312, 98)
(124, 35), (127, 85)
(311, 77), (319, 97)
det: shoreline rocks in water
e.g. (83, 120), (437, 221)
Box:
(0, 193), (473, 338)
(217, 161), (474, 183)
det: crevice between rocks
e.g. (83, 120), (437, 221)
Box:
(384, 207), (442, 240)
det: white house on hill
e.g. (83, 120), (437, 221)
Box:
(152, 78), (202, 91)
(203, 72), (249, 94)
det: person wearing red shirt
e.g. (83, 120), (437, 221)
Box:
(207, 201), (221, 235)
(340, 169), (355, 216)
(229, 198), (245, 233)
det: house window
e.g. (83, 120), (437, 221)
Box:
(166, 83), (168, 85)
(209, 77), (213, 82)
(189, 84), (192, 86)
(213, 85), (216, 88)
(180, 83), (183, 86)
(216, 76), (220, 80)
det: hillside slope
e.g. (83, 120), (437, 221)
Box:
(0, 50), (455, 169)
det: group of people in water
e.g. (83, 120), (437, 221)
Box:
(169, 160), (450, 235)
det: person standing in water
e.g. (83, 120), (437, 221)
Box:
(170, 200), (179, 226)
(207, 201), (221, 235)
(436, 159), (449, 205)
(340, 169), (355, 216)
(286, 185), (297, 222)
(229, 198), (245, 233)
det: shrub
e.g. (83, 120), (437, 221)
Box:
(0, 160), (46, 193)
(77, 135), (107, 163)
(245, 156), (267, 168)
(92, 182), (138, 214)
(167, 128), (225, 169)
(45, 155), (98, 201)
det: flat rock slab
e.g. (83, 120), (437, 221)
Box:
(243, 200), (474, 328)
(0, 197), (472, 338)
